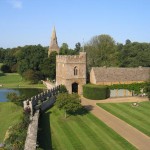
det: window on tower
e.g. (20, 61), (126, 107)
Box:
(74, 66), (78, 76)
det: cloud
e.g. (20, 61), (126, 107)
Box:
(8, 0), (23, 9)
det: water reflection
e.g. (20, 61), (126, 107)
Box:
(0, 88), (43, 102)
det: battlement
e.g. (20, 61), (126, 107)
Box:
(56, 52), (86, 63)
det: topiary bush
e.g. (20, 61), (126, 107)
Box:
(83, 84), (110, 100)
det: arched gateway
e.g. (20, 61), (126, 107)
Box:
(72, 82), (78, 93)
(56, 52), (87, 94)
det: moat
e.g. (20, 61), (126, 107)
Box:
(0, 88), (43, 102)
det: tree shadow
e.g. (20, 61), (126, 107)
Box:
(69, 105), (94, 116)
(37, 111), (52, 150)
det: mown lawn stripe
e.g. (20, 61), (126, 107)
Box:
(107, 104), (150, 126)
(98, 102), (150, 136)
(105, 103), (150, 133)
(66, 119), (100, 150)
(80, 113), (136, 150)
(51, 116), (74, 150)
(38, 106), (137, 150)
(51, 108), (89, 150)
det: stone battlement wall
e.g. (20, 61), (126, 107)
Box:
(23, 85), (61, 150)
(24, 110), (39, 150)
(56, 52), (86, 63)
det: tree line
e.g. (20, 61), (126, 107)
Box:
(0, 34), (150, 83)
(0, 43), (80, 83)
(84, 35), (150, 71)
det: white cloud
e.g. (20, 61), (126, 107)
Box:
(8, 0), (23, 9)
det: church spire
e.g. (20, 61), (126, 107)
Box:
(48, 26), (59, 57)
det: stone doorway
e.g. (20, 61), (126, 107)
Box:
(72, 82), (78, 93)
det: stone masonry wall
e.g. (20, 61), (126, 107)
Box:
(56, 52), (87, 94)
(24, 110), (39, 150)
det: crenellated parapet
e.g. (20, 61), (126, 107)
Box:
(56, 52), (86, 63)
(23, 85), (61, 116)
(23, 85), (61, 150)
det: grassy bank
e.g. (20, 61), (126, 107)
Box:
(0, 102), (23, 142)
(98, 102), (150, 137)
(0, 73), (45, 88)
(38, 106), (136, 150)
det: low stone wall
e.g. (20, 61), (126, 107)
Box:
(24, 110), (39, 150)
(110, 89), (133, 98)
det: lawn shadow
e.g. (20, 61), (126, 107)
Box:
(37, 111), (52, 150)
(69, 105), (94, 117)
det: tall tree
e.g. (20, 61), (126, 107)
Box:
(119, 42), (150, 67)
(59, 43), (76, 55)
(85, 34), (119, 70)
(17, 45), (47, 75)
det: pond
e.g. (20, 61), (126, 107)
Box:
(0, 88), (44, 102)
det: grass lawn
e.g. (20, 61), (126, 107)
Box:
(38, 106), (136, 150)
(0, 73), (45, 88)
(97, 101), (150, 137)
(0, 102), (23, 143)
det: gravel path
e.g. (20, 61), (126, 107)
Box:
(81, 96), (150, 150)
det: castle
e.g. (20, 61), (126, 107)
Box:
(49, 27), (150, 94)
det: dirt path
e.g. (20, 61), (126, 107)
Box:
(81, 96), (150, 150)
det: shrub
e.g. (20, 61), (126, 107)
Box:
(4, 112), (30, 150)
(59, 85), (68, 93)
(83, 84), (110, 100)
(23, 69), (43, 84)
(1, 64), (11, 73)
(7, 92), (26, 106)
(56, 93), (82, 118)
(144, 81), (150, 100)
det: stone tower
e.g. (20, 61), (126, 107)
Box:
(56, 52), (87, 94)
(48, 27), (59, 57)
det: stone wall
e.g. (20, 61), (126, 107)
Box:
(23, 86), (60, 150)
(24, 110), (39, 150)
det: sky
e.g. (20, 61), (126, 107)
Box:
(0, 0), (150, 49)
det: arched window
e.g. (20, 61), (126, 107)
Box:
(74, 66), (78, 76)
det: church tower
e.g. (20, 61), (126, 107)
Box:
(48, 27), (60, 57)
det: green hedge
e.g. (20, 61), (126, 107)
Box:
(83, 84), (110, 100)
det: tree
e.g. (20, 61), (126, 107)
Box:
(22, 69), (43, 84)
(48, 51), (58, 80)
(7, 92), (26, 106)
(59, 43), (69, 55)
(85, 34), (119, 70)
(17, 45), (47, 75)
(119, 42), (150, 67)
(74, 42), (81, 53)
(59, 43), (76, 55)
(1, 64), (11, 73)
(56, 93), (82, 118)
(125, 39), (131, 45)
